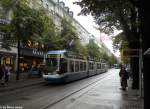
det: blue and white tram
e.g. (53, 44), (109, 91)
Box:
(43, 50), (108, 84)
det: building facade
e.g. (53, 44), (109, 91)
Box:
(0, 0), (113, 80)
(0, 0), (92, 76)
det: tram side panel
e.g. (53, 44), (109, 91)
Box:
(101, 63), (108, 73)
(88, 61), (97, 77)
(96, 62), (102, 74)
(65, 59), (88, 82)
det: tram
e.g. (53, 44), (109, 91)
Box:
(42, 50), (108, 83)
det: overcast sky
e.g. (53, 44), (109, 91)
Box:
(59, 0), (121, 57)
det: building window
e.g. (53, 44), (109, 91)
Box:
(41, 0), (43, 5)
(46, 4), (49, 10)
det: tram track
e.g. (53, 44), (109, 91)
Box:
(43, 69), (113, 109)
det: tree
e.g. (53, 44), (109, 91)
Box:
(112, 32), (130, 64)
(108, 54), (118, 66)
(86, 40), (101, 60)
(58, 17), (79, 50)
(74, 0), (140, 89)
(0, 0), (57, 80)
(30, 8), (58, 51)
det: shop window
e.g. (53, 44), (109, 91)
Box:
(4, 57), (13, 65)
(6, 57), (11, 64)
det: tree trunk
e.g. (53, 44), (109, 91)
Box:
(130, 57), (139, 89)
(129, 41), (140, 89)
(140, 0), (150, 108)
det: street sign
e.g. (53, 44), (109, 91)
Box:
(122, 49), (141, 57)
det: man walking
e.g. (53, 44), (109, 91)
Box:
(119, 64), (129, 91)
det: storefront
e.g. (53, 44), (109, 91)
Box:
(20, 47), (47, 72)
(0, 47), (17, 71)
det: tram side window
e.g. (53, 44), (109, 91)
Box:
(100, 64), (102, 69)
(70, 60), (74, 72)
(101, 64), (104, 69)
(75, 61), (79, 72)
(59, 59), (67, 74)
(83, 62), (86, 71)
(80, 62), (84, 71)
(97, 63), (100, 69)
(89, 62), (94, 70)
(101, 64), (103, 69)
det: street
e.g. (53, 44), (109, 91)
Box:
(0, 69), (113, 109)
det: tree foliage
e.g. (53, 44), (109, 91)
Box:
(112, 32), (129, 52)
(58, 17), (79, 50)
(108, 54), (118, 65)
(0, 0), (57, 51)
(74, 0), (139, 44)
(75, 0), (140, 89)
(86, 40), (101, 59)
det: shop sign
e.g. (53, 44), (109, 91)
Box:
(122, 49), (140, 57)
(20, 48), (45, 58)
(33, 49), (44, 56)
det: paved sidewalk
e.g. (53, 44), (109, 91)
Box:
(55, 69), (144, 109)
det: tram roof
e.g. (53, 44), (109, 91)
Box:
(47, 50), (67, 55)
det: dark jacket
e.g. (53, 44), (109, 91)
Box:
(119, 68), (129, 80)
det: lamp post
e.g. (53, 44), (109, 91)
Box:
(137, 7), (143, 98)
(16, 39), (20, 80)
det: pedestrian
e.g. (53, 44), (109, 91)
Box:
(119, 64), (129, 91)
(4, 64), (12, 84)
(0, 64), (5, 85)
(37, 64), (42, 77)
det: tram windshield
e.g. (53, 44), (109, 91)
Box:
(46, 54), (67, 74)
(46, 54), (60, 74)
